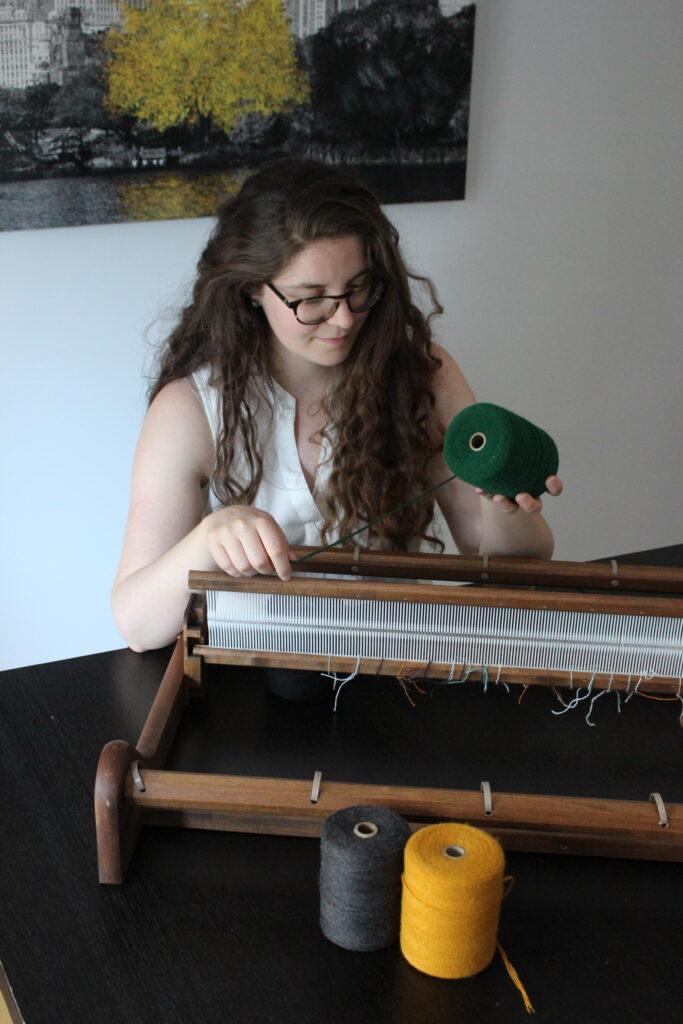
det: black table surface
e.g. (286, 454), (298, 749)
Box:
(1, 545), (682, 1024)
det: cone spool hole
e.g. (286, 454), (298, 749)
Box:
(353, 821), (379, 839)
(442, 844), (466, 859)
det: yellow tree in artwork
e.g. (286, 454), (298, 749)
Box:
(104, 0), (309, 134)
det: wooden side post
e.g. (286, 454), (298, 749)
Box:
(94, 739), (141, 884)
(94, 638), (191, 883)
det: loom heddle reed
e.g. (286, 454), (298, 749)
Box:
(205, 588), (683, 683)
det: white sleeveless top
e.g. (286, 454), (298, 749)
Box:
(191, 365), (338, 547)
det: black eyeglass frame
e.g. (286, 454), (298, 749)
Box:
(264, 279), (383, 325)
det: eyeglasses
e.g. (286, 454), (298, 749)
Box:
(265, 278), (383, 325)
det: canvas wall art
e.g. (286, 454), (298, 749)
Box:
(0, 0), (476, 231)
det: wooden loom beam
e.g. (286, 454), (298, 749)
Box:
(189, 646), (680, 695)
(127, 770), (682, 862)
(286, 546), (683, 593)
(190, 571), (683, 617)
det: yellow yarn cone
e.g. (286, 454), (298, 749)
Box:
(400, 823), (505, 980)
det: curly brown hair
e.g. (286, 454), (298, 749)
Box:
(150, 158), (443, 550)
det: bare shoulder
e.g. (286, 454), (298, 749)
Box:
(145, 377), (212, 441)
(137, 377), (214, 484)
(430, 344), (478, 433)
(114, 377), (214, 585)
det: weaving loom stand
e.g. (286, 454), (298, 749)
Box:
(95, 548), (683, 883)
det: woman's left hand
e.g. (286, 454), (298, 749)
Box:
(475, 474), (564, 515)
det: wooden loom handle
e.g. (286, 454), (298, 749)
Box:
(285, 547), (683, 593)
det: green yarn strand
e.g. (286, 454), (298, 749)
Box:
(292, 473), (455, 565)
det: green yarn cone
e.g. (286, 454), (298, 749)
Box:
(443, 403), (559, 500)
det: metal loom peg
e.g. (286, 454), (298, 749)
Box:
(310, 770), (323, 804)
(649, 792), (669, 828)
(130, 761), (146, 793)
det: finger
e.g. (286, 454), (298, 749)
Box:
(232, 532), (277, 576)
(206, 533), (233, 573)
(515, 492), (542, 514)
(545, 475), (564, 496)
(212, 551), (242, 577)
(270, 548), (293, 581)
(253, 522), (292, 580)
(492, 494), (520, 514)
(226, 552), (258, 577)
(208, 533), (258, 576)
(230, 521), (291, 580)
(475, 487), (503, 504)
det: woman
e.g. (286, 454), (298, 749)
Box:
(112, 158), (561, 653)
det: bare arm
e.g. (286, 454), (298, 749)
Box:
(111, 379), (291, 652)
(428, 346), (561, 558)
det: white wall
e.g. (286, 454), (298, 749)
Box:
(1, 0), (681, 671)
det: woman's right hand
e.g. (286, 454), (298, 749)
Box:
(204, 506), (293, 580)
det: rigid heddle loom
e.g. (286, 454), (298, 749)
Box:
(95, 547), (683, 883)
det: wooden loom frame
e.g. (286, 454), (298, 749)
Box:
(95, 548), (683, 883)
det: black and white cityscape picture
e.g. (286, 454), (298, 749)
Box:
(0, 0), (476, 231)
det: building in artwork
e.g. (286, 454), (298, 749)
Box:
(283, 0), (372, 39)
(282, 1), (468, 39)
(0, 6), (51, 88)
(0, 0), (145, 89)
(50, 0), (144, 33)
